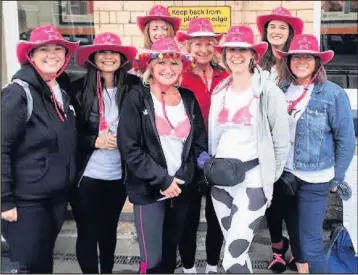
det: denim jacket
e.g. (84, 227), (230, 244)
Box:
(280, 80), (356, 185)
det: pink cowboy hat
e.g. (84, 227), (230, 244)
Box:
(276, 34), (334, 65)
(214, 26), (268, 62)
(176, 18), (223, 43)
(256, 7), (304, 37)
(132, 37), (194, 74)
(137, 5), (181, 34)
(16, 24), (79, 65)
(75, 32), (137, 67)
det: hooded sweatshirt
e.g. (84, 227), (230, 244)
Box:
(1, 64), (77, 210)
(208, 66), (290, 201)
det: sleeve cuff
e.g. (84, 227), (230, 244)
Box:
(1, 201), (15, 212)
(160, 175), (174, 191)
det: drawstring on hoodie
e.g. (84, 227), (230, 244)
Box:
(86, 58), (129, 131)
(25, 55), (66, 122)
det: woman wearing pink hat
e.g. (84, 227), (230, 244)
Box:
(1, 24), (79, 273)
(118, 37), (206, 273)
(175, 17), (228, 274)
(200, 25), (290, 273)
(70, 32), (139, 273)
(256, 7), (304, 273)
(257, 7), (304, 82)
(276, 34), (355, 273)
(137, 5), (181, 50)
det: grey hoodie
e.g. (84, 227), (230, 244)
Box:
(208, 66), (290, 201)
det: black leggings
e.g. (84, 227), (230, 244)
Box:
(72, 176), (127, 274)
(179, 187), (224, 268)
(134, 194), (190, 274)
(265, 177), (301, 259)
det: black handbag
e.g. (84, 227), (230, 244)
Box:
(203, 158), (259, 187)
(279, 171), (298, 196)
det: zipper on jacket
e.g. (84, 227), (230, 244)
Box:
(143, 98), (167, 162)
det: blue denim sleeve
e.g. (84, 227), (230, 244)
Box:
(329, 88), (356, 184)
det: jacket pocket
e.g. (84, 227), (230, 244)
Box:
(306, 106), (326, 132)
(302, 105), (327, 160)
(16, 157), (49, 183)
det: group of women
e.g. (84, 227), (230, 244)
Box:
(1, 4), (355, 274)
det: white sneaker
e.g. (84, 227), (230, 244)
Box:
(205, 264), (218, 274)
(183, 266), (197, 274)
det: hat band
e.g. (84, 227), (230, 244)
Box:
(285, 49), (321, 55)
(186, 31), (218, 38)
(221, 41), (254, 48)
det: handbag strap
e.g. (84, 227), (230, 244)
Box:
(241, 158), (259, 172)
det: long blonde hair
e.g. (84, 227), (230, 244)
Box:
(143, 21), (175, 49)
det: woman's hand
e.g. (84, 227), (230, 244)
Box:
(95, 130), (117, 150)
(1, 207), (17, 222)
(160, 178), (183, 198)
(197, 151), (211, 169)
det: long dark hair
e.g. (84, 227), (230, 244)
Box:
(277, 55), (327, 86)
(79, 52), (130, 120)
(259, 21), (294, 71)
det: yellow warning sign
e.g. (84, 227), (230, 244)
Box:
(168, 6), (231, 33)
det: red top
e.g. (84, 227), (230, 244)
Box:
(181, 68), (229, 129)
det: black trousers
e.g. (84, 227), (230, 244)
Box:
(134, 192), (191, 274)
(72, 176), (127, 274)
(265, 177), (301, 259)
(179, 186), (224, 268)
(1, 199), (68, 274)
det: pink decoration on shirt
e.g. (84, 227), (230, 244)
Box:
(217, 97), (256, 126)
(155, 115), (191, 139)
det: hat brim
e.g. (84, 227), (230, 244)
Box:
(176, 31), (223, 43)
(75, 44), (138, 67)
(133, 50), (193, 74)
(276, 49), (335, 65)
(136, 16), (181, 34)
(16, 39), (79, 65)
(214, 41), (268, 62)
(256, 14), (304, 36)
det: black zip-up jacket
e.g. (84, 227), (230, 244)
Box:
(1, 64), (77, 211)
(118, 82), (207, 205)
(72, 74), (141, 183)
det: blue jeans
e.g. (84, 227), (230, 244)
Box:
(297, 179), (331, 273)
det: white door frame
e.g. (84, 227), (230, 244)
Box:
(2, 1), (20, 83)
(313, 0), (322, 46)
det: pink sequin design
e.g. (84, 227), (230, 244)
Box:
(217, 96), (257, 126)
(155, 114), (191, 139)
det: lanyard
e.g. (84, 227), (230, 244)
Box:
(287, 86), (309, 113)
(160, 92), (176, 130)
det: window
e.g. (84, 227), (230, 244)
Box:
(17, 1), (96, 80)
(320, 0), (358, 89)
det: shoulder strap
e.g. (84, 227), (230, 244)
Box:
(11, 79), (33, 122)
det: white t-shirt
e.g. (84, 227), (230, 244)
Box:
(152, 94), (191, 177)
(284, 83), (334, 183)
(215, 87), (262, 188)
(52, 84), (64, 109)
(215, 87), (258, 160)
(84, 87), (122, 180)
(270, 66), (279, 83)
